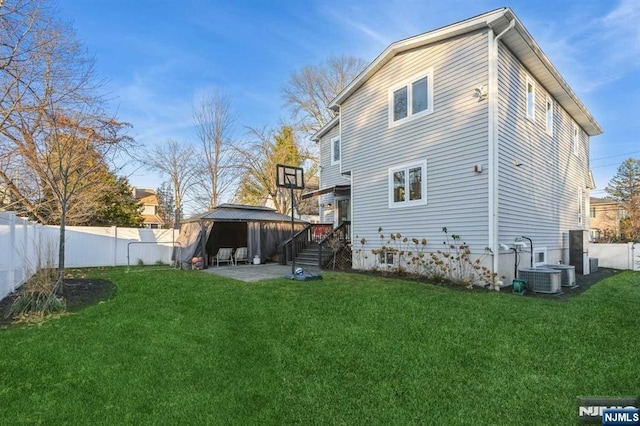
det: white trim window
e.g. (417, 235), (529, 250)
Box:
(545, 96), (553, 136)
(377, 251), (395, 267)
(388, 69), (434, 127)
(573, 123), (580, 157)
(533, 247), (547, 267)
(388, 160), (427, 208)
(578, 187), (583, 226)
(526, 77), (535, 121)
(331, 136), (341, 165)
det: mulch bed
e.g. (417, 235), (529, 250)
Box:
(525, 267), (622, 301)
(338, 266), (623, 301)
(0, 279), (115, 327)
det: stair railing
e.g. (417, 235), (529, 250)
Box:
(317, 221), (351, 267)
(280, 223), (333, 265)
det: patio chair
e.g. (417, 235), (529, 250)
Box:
(215, 247), (233, 267)
(234, 247), (248, 265)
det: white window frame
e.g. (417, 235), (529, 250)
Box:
(578, 187), (583, 226)
(388, 68), (434, 128)
(573, 123), (580, 157)
(330, 136), (341, 165)
(533, 247), (547, 267)
(526, 77), (535, 122)
(388, 159), (427, 209)
(545, 95), (553, 136)
(377, 251), (395, 267)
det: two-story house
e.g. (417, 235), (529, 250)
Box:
(133, 188), (165, 229)
(590, 197), (629, 242)
(307, 8), (602, 284)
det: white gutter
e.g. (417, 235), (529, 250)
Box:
(488, 18), (515, 284)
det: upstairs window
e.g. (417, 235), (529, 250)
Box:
(545, 96), (553, 136)
(590, 206), (596, 218)
(526, 77), (535, 121)
(389, 160), (427, 208)
(389, 69), (433, 127)
(573, 124), (580, 157)
(331, 137), (341, 165)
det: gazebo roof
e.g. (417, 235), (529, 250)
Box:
(184, 204), (308, 223)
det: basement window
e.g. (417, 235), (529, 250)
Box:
(377, 251), (394, 266)
(533, 247), (547, 267)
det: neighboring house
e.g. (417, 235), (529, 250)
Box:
(296, 175), (320, 223)
(306, 8), (602, 284)
(589, 197), (628, 242)
(133, 188), (164, 229)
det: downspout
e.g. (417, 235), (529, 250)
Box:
(488, 18), (515, 284)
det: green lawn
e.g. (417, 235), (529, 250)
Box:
(1, 268), (638, 425)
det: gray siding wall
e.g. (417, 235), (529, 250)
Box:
(340, 29), (490, 258)
(318, 123), (342, 224)
(497, 43), (589, 268)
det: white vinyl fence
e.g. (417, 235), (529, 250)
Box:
(589, 243), (640, 271)
(0, 212), (42, 301)
(0, 211), (178, 300)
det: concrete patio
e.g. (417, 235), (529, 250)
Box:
(201, 263), (321, 282)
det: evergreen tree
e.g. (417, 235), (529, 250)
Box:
(156, 181), (176, 228)
(605, 158), (640, 241)
(91, 175), (143, 227)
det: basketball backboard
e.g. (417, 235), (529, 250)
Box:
(276, 164), (305, 190)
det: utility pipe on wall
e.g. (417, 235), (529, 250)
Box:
(488, 17), (515, 283)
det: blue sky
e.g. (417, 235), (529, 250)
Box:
(57, 0), (640, 197)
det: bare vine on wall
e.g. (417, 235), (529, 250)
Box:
(354, 227), (497, 287)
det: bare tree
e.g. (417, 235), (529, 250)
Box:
(282, 55), (367, 134)
(146, 139), (199, 222)
(44, 111), (133, 287)
(235, 125), (301, 214)
(0, 0), (134, 290)
(192, 90), (239, 209)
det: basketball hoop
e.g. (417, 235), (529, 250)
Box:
(276, 164), (305, 276)
(276, 164), (305, 190)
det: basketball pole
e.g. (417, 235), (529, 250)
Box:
(290, 183), (295, 276)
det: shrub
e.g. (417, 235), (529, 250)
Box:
(9, 267), (66, 321)
(359, 227), (497, 287)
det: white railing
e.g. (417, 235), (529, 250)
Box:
(589, 243), (640, 271)
(0, 211), (178, 300)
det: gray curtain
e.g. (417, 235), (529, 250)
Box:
(176, 221), (213, 266)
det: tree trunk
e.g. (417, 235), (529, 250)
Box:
(56, 205), (66, 295)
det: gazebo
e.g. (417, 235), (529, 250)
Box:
(176, 204), (308, 267)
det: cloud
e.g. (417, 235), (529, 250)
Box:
(526, 0), (640, 94)
(323, 6), (390, 45)
(600, 0), (640, 68)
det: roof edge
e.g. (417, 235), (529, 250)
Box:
(328, 7), (602, 136)
(329, 8), (507, 110)
(311, 115), (340, 142)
